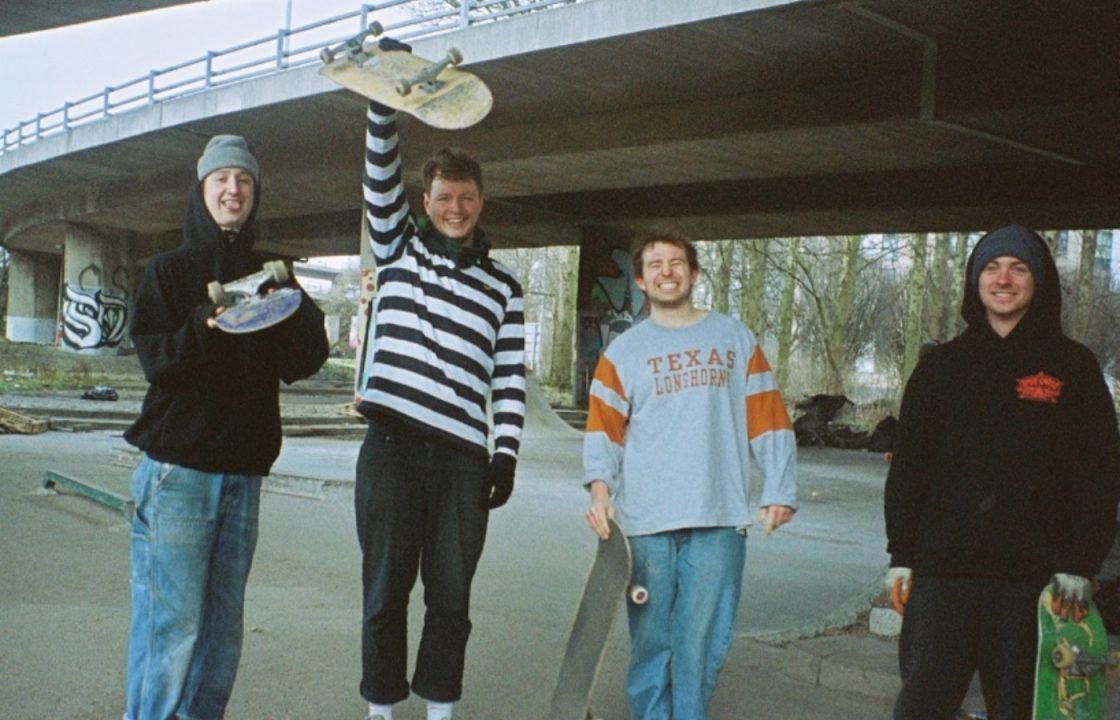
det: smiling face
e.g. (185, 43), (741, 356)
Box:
(978, 255), (1035, 333)
(635, 241), (699, 309)
(202, 168), (255, 230)
(423, 175), (483, 242)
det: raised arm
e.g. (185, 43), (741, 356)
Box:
(364, 102), (416, 265)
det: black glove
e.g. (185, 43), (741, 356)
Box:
(481, 454), (515, 510)
(378, 37), (412, 54)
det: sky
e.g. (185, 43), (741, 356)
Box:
(0, 0), (402, 133)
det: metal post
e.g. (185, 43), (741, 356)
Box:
(461, 0), (471, 27)
(148, 70), (156, 103)
(103, 87), (111, 117)
(35, 113), (42, 140)
(277, 29), (286, 68)
(62, 102), (71, 130)
(205, 51), (215, 87)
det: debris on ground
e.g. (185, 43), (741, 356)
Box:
(81, 386), (119, 401)
(0, 407), (49, 434)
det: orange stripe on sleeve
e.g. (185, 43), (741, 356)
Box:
(747, 345), (772, 375)
(746, 389), (793, 440)
(586, 398), (627, 445)
(586, 355), (628, 445)
(593, 355), (625, 397)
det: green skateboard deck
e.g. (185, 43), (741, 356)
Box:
(1034, 586), (1117, 719)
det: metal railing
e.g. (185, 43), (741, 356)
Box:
(1, 0), (582, 156)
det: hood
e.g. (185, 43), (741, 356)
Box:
(960, 224), (1062, 337)
(181, 178), (261, 283)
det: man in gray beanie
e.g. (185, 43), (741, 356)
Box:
(884, 225), (1120, 718)
(123, 134), (329, 720)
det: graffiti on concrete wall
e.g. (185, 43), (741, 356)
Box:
(575, 246), (650, 403)
(61, 263), (130, 351)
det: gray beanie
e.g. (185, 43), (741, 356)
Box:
(197, 134), (259, 183)
(969, 224), (1045, 288)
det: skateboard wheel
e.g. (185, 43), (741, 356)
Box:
(264, 260), (289, 284)
(629, 585), (649, 605)
(207, 280), (228, 306)
(319, 47), (334, 64)
(368, 21), (384, 36)
(395, 79), (412, 96)
(447, 47), (463, 66)
(1052, 643), (1076, 670)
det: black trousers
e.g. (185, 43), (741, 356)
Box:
(355, 419), (489, 704)
(894, 575), (1044, 720)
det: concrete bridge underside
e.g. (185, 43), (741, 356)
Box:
(2, 0), (1118, 264)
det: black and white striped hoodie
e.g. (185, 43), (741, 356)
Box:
(356, 104), (526, 462)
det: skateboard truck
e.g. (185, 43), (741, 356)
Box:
(207, 260), (289, 307)
(319, 21), (384, 65)
(1051, 639), (1120, 675)
(207, 261), (302, 334)
(394, 48), (463, 96)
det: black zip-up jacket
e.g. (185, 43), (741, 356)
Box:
(124, 180), (329, 476)
(885, 232), (1120, 583)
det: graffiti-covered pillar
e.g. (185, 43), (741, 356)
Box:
(60, 224), (135, 355)
(573, 225), (648, 407)
(6, 249), (61, 344)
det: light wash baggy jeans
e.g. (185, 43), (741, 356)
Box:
(125, 454), (261, 720)
(626, 526), (747, 720)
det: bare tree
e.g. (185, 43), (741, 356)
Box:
(1071, 230), (1099, 342)
(774, 238), (799, 389)
(901, 234), (929, 385)
(740, 239), (769, 336)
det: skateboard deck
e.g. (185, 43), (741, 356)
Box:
(319, 27), (492, 129)
(207, 261), (301, 334)
(548, 518), (647, 720)
(1034, 585), (1119, 719)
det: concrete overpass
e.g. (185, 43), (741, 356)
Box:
(1, 1), (206, 38)
(2, 0), (1118, 352)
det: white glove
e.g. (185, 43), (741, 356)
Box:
(885, 567), (912, 613)
(885, 566), (912, 593)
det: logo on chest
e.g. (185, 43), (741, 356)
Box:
(1016, 372), (1062, 404)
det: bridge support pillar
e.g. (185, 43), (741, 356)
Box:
(59, 224), (136, 355)
(5, 249), (61, 344)
(573, 225), (645, 406)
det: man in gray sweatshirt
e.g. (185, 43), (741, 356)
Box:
(583, 231), (797, 720)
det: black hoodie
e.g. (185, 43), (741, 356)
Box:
(124, 179), (329, 475)
(885, 228), (1120, 582)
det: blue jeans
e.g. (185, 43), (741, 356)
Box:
(627, 527), (746, 720)
(125, 455), (261, 720)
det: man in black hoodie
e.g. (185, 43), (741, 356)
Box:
(122, 135), (329, 720)
(885, 225), (1120, 719)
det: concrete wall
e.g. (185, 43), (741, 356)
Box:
(5, 249), (60, 344)
(59, 224), (135, 355)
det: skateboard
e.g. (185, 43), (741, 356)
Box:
(1033, 585), (1119, 719)
(319, 23), (492, 129)
(207, 260), (301, 334)
(548, 517), (648, 720)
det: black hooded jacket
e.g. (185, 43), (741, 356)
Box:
(124, 179), (329, 475)
(885, 229), (1120, 582)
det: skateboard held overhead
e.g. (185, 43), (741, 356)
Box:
(208, 260), (301, 334)
(1033, 584), (1120, 720)
(319, 24), (492, 129)
(549, 517), (647, 720)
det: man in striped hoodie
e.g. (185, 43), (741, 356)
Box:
(583, 232), (797, 720)
(352, 39), (525, 720)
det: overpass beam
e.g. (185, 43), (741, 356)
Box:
(59, 224), (136, 355)
(5, 249), (61, 345)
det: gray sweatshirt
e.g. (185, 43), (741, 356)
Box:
(583, 312), (797, 536)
